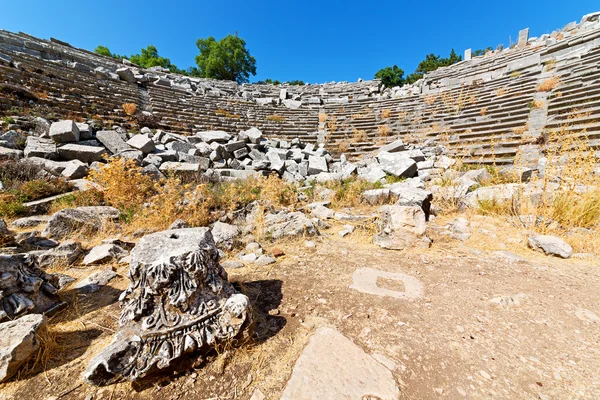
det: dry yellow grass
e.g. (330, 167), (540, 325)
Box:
(480, 107), (488, 116)
(266, 115), (286, 123)
(377, 125), (390, 138)
(537, 76), (561, 92)
(424, 95), (438, 105)
(121, 103), (137, 116)
(495, 88), (506, 96)
(318, 113), (327, 123)
(351, 129), (368, 143)
(381, 109), (391, 118)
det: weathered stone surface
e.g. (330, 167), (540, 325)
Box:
(240, 127), (263, 144)
(57, 143), (105, 163)
(363, 188), (390, 205)
(10, 215), (51, 229)
(24, 136), (58, 159)
(0, 314), (47, 383)
(350, 267), (424, 300)
(264, 211), (319, 239)
(374, 205), (431, 250)
(308, 155), (328, 174)
(38, 240), (82, 267)
(73, 269), (117, 293)
(116, 67), (135, 83)
(211, 222), (239, 250)
(0, 146), (23, 160)
(528, 234), (573, 258)
(85, 228), (251, 385)
(281, 327), (400, 400)
(0, 254), (60, 322)
(49, 120), (79, 143)
(61, 160), (89, 179)
(377, 152), (417, 178)
(96, 130), (130, 154)
(379, 140), (406, 153)
(159, 162), (200, 173)
(83, 244), (128, 265)
(196, 131), (232, 144)
(42, 206), (120, 239)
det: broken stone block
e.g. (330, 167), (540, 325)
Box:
(264, 211), (319, 239)
(49, 120), (80, 143)
(24, 136), (58, 159)
(116, 67), (136, 83)
(374, 205), (431, 250)
(85, 228), (250, 385)
(126, 134), (156, 154)
(528, 234), (572, 258)
(362, 188), (390, 205)
(83, 243), (128, 265)
(37, 240), (82, 267)
(73, 269), (117, 293)
(57, 143), (106, 163)
(0, 314), (47, 383)
(42, 206), (120, 239)
(240, 127), (263, 144)
(211, 222), (239, 250)
(96, 130), (131, 154)
(308, 155), (328, 175)
(377, 152), (418, 178)
(196, 130), (232, 144)
(61, 160), (89, 179)
(0, 254), (61, 322)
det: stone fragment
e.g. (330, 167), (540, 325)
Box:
(196, 131), (232, 143)
(85, 228), (250, 385)
(61, 160), (89, 179)
(83, 244), (128, 265)
(379, 140), (405, 153)
(168, 219), (190, 230)
(0, 314), (47, 383)
(263, 211), (319, 239)
(116, 67), (136, 83)
(528, 234), (572, 258)
(308, 155), (328, 175)
(0, 254), (61, 322)
(221, 260), (244, 269)
(363, 188), (390, 205)
(255, 255), (276, 266)
(374, 205), (430, 250)
(10, 215), (51, 229)
(96, 130), (130, 154)
(42, 206), (120, 239)
(38, 240), (82, 267)
(73, 269), (117, 293)
(57, 144), (105, 163)
(49, 120), (79, 143)
(126, 134), (156, 154)
(377, 152), (417, 178)
(24, 136), (58, 159)
(211, 222), (239, 250)
(281, 327), (400, 400)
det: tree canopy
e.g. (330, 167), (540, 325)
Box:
(194, 34), (257, 84)
(374, 65), (405, 88)
(376, 49), (463, 87)
(94, 45), (184, 74)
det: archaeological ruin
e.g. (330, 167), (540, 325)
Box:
(1, 10), (600, 400)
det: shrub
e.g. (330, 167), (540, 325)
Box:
(122, 103), (137, 116)
(537, 77), (560, 92)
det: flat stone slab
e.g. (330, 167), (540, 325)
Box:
(350, 267), (423, 300)
(281, 327), (400, 400)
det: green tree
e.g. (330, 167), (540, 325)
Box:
(288, 80), (305, 86)
(405, 49), (463, 84)
(374, 65), (405, 88)
(94, 46), (124, 60)
(194, 34), (257, 84)
(473, 47), (493, 57)
(129, 45), (173, 70)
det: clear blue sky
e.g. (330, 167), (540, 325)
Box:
(1, 1), (598, 83)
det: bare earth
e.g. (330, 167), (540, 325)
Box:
(1, 215), (599, 400)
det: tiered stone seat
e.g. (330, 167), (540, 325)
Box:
(147, 85), (319, 141)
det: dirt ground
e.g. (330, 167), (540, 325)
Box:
(2, 214), (599, 400)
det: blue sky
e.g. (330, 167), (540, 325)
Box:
(1, 1), (598, 83)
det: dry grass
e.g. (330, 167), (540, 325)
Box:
(480, 107), (488, 116)
(424, 95), (438, 105)
(495, 88), (506, 97)
(318, 113), (327, 123)
(121, 103), (137, 116)
(377, 125), (390, 138)
(351, 129), (368, 143)
(381, 109), (391, 118)
(216, 109), (241, 119)
(266, 115), (286, 123)
(537, 76), (561, 92)
(530, 99), (545, 109)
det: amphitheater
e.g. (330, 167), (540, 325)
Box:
(1, 11), (600, 166)
(1, 10), (600, 400)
